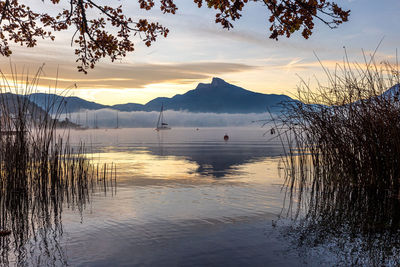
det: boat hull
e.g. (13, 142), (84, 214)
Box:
(155, 127), (171, 131)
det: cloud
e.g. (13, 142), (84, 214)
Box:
(192, 24), (338, 54)
(276, 59), (341, 71)
(0, 61), (259, 91)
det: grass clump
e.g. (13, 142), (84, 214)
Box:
(277, 51), (400, 264)
(0, 67), (116, 266)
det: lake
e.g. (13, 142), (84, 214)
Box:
(4, 127), (329, 266)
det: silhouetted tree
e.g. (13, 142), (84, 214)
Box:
(0, 0), (350, 73)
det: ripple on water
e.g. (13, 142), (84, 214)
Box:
(17, 128), (315, 266)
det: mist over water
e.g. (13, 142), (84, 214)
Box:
(61, 109), (270, 128)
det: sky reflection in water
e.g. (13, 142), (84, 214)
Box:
(3, 127), (318, 266)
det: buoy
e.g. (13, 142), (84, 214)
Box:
(0, 229), (11, 236)
(224, 134), (229, 141)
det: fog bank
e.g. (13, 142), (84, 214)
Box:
(60, 109), (270, 128)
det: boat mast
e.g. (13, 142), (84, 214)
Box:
(94, 113), (98, 129)
(156, 104), (163, 128)
(77, 112), (81, 126)
(116, 111), (119, 129)
(160, 104), (164, 125)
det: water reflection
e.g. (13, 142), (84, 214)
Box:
(72, 127), (284, 180)
(16, 127), (309, 266)
(0, 162), (114, 266)
(60, 158), (292, 267)
(89, 142), (283, 182)
(283, 146), (400, 263)
(148, 142), (283, 178)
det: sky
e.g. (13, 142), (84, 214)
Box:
(2, 0), (400, 105)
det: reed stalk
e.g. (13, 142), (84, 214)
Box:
(0, 67), (115, 266)
(276, 50), (400, 264)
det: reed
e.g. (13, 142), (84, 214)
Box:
(0, 67), (115, 266)
(275, 51), (400, 264)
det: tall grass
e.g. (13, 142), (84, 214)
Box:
(275, 51), (400, 264)
(0, 67), (116, 266)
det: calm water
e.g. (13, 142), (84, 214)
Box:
(7, 127), (327, 266)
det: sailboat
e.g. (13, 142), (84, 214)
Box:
(155, 104), (171, 131)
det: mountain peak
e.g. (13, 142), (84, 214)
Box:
(211, 77), (227, 87)
(195, 77), (228, 90)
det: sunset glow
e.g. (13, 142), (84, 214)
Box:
(0, 0), (398, 105)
